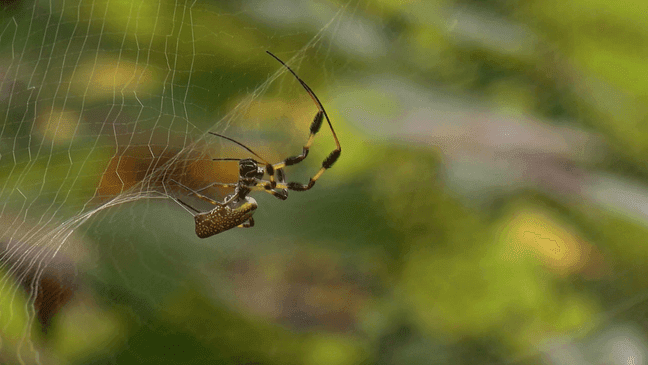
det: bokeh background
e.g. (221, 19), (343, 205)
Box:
(2, 0), (648, 364)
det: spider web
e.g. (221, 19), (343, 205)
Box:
(3, 0), (648, 364)
(0, 0), (351, 363)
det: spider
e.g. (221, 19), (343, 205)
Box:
(171, 51), (341, 238)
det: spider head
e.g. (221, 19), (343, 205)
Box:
(239, 158), (264, 179)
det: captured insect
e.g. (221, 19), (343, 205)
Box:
(171, 51), (341, 238)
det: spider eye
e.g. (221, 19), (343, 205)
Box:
(239, 159), (260, 178)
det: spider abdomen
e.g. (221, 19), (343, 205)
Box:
(194, 197), (258, 238)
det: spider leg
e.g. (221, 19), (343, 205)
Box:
(269, 111), (323, 175)
(263, 167), (288, 200)
(285, 146), (340, 191)
(173, 197), (201, 214)
(271, 112), (340, 191)
(171, 179), (227, 206)
(275, 112), (340, 191)
(237, 217), (255, 228)
(262, 187), (288, 200)
(193, 181), (238, 194)
(275, 167), (288, 197)
(247, 178), (288, 200)
(264, 51), (342, 192)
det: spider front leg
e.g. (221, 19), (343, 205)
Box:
(264, 51), (342, 192)
(261, 167), (288, 200)
(267, 111), (324, 188)
(269, 109), (341, 192)
(266, 110), (342, 191)
(286, 147), (340, 191)
(271, 111), (341, 192)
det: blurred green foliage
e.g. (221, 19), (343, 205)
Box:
(4, 0), (648, 364)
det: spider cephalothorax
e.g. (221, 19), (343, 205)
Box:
(171, 51), (341, 238)
(239, 158), (264, 180)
